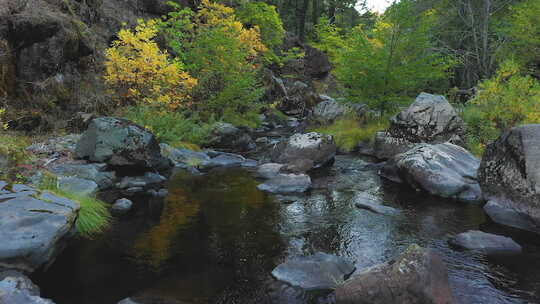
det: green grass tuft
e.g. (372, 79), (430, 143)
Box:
(313, 116), (389, 152)
(39, 174), (112, 239)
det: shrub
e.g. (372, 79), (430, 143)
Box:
(39, 174), (112, 239)
(159, 0), (267, 126)
(104, 19), (197, 109)
(463, 59), (540, 155)
(123, 105), (215, 147)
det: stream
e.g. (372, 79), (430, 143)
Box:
(33, 155), (540, 304)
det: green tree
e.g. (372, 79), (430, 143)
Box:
(236, 2), (285, 50)
(332, 0), (455, 113)
(500, 0), (540, 74)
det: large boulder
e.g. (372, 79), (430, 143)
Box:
(478, 124), (540, 233)
(206, 122), (255, 152)
(272, 252), (355, 291)
(311, 96), (367, 124)
(335, 244), (455, 304)
(75, 117), (169, 170)
(374, 93), (465, 159)
(0, 185), (79, 272)
(0, 270), (55, 304)
(271, 132), (336, 171)
(449, 230), (522, 255)
(382, 143), (482, 202)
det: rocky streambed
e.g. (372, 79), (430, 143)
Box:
(2, 93), (540, 304)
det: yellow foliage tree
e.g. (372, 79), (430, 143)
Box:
(104, 19), (197, 109)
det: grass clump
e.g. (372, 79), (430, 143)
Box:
(313, 115), (389, 152)
(39, 174), (112, 239)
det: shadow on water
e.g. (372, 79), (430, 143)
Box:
(34, 156), (540, 304)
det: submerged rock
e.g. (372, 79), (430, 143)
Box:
(112, 198), (133, 216)
(76, 117), (169, 170)
(353, 192), (401, 216)
(0, 187), (79, 272)
(478, 124), (540, 233)
(0, 271), (55, 303)
(449, 230), (522, 255)
(116, 172), (166, 190)
(336, 244), (455, 304)
(271, 132), (336, 171)
(258, 173), (311, 194)
(272, 252), (355, 291)
(383, 143), (482, 202)
(374, 93), (465, 159)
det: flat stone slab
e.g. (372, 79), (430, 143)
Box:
(449, 230), (522, 255)
(354, 192), (401, 216)
(0, 190), (79, 272)
(271, 252), (355, 291)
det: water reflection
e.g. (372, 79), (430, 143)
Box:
(36, 157), (540, 304)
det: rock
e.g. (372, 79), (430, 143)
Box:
(0, 188), (79, 272)
(50, 163), (115, 189)
(67, 112), (95, 132)
(384, 143), (482, 202)
(311, 96), (366, 124)
(257, 173), (311, 193)
(116, 172), (166, 189)
(26, 134), (82, 155)
(353, 192), (401, 216)
(271, 132), (336, 171)
(279, 81), (322, 116)
(257, 163), (285, 179)
(335, 244), (455, 304)
(263, 69), (288, 102)
(304, 45), (332, 79)
(207, 122), (255, 152)
(478, 124), (540, 233)
(75, 117), (169, 170)
(280, 159), (315, 174)
(160, 143), (210, 168)
(449, 230), (522, 255)
(272, 252), (355, 291)
(0, 271), (55, 304)
(203, 153), (247, 169)
(112, 198), (133, 216)
(374, 93), (465, 159)
(57, 176), (99, 197)
(117, 295), (187, 304)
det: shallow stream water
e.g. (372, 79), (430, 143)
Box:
(34, 156), (540, 304)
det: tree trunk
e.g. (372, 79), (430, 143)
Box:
(298, 0), (310, 41)
(328, 0), (336, 23)
(312, 0), (318, 27)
